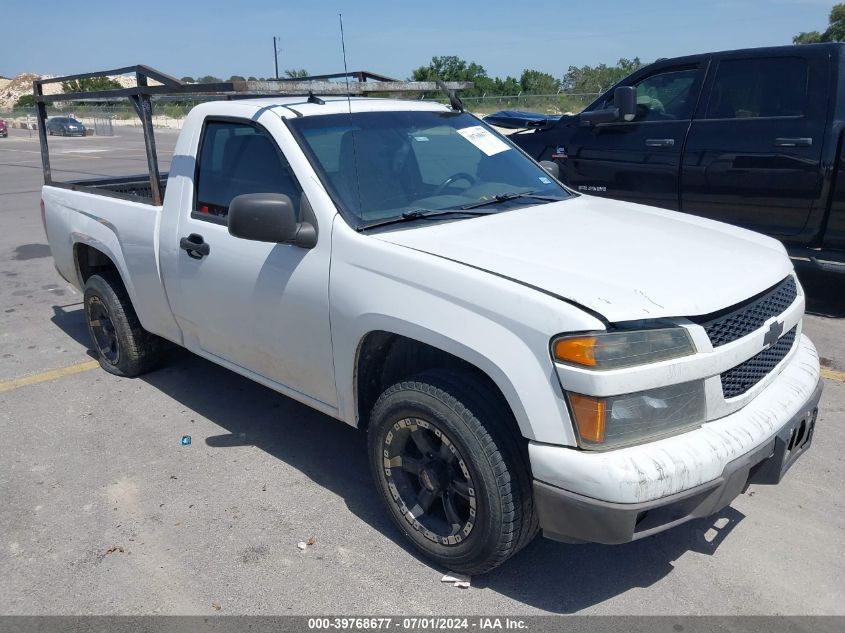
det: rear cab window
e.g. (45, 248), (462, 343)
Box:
(705, 57), (808, 119)
(194, 119), (302, 224)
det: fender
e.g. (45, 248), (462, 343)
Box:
(329, 217), (604, 446)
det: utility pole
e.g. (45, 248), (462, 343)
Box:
(273, 36), (280, 80)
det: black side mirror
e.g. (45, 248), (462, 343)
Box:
(539, 160), (560, 180)
(579, 85), (637, 127)
(614, 86), (636, 122)
(228, 193), (317, 248)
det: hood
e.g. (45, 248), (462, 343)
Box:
(374, 196), (793, 323)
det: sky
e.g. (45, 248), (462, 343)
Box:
(0, 0), (836, 81)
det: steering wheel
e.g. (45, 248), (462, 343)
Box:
(433, 172), (477, 196)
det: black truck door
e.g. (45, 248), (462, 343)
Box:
(558, 63), (706, 210)
(681, 51), (827, 237)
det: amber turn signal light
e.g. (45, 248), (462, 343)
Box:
(553, 336), (597, 367)
(568, 393), (607, 444)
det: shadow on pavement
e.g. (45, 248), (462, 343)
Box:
(51, 302), (97, 359)
(51, 304), (745, 613)
(475, 506), (743, 612)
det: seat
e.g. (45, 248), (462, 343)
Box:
(337, 130), (411, 214)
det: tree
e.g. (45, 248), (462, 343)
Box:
(247, 76), (258, 81)
(61, 77), (122, 93)
(794, 3), (845, 43)
(793, 30), (824, 44)
(562, 58), (643, 93)
(493, 75), (521, 96)
(15, 94), (35, 108)
(520, 69), (559, 94)
(180, 76), (195, 83)
(411, 56), (494, 96)
(228, 75), (246, 82)
(284, 69), (310, 79)
(197, 75), (222, 84)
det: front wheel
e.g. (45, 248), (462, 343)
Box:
(83, 272), (164, 377)
(367, 371), (537, 574)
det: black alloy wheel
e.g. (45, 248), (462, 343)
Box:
(382, 416), (477, 545)
(368, 371), (537, 574)
(83, 272), (164, 377)
(86, 295), (120, 365)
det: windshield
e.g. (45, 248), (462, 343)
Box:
(289, 110), (572, 228)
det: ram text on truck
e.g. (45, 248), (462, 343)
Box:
(37, 68), (822, 573)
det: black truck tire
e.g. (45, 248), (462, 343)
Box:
(83, 272), (164, 377)
(367, 370), (537, 574)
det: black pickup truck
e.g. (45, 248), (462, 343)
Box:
(510, 43), (845, 271)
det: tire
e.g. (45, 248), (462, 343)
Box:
(83, 271), (164, 377)
(367, 370), (538, 574)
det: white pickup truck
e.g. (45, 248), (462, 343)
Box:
(39, 75), (822, 574)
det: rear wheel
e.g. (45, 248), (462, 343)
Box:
(367, 370), (537, 574)
(83, 272), (164, 377)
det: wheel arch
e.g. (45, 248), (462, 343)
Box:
(72, 240), (136, 298)
(353, 328), (531, 444)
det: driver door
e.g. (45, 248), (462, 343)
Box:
(163, 116), (337, 410)
(562, 63), (706, 210)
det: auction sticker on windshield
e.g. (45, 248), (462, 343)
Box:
(457, 126), (510, 156)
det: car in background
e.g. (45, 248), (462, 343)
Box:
(0, 119), (8, 138)
(46, 117), (86, 137)
(482, 110), (557, 129)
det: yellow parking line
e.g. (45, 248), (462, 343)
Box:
(821, 367), (845, 382)
(0, 359), (100, 394)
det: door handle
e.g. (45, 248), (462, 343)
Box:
(775, 137), (813, 147)
(645, 138), (675, 147)
(180, 233), (210, 259)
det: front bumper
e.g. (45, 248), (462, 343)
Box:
(531, 333), (822, 544)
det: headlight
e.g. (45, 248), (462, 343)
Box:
(552, 327), (694, 370)
(568, 380), (706, 449)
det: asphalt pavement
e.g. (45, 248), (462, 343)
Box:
(1, 126), (844, 615)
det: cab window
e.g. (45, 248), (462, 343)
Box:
(596, 67), (699, 122)
(705, 57), (808, 119)
(632, 68), (699, 121)
(194, 120), (302, 222)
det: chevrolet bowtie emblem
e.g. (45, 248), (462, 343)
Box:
(763, 320), (784, 348)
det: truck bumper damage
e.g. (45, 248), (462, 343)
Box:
(530, 334), (822, 544)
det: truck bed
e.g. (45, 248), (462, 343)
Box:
(65, 174), (169, 203)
